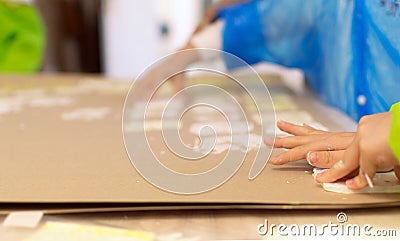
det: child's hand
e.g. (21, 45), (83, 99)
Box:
(315, 112), (399, 190)
(266, 120), (354, 167)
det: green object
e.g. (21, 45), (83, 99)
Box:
(389, 102), (400, 163)
(0, 0), (45, 72)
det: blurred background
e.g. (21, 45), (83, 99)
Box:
(2, 0), (215, 78)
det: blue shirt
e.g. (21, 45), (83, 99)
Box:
(218, 0), (400, 120)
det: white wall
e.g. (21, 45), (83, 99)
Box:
(154, 0), (202, 54)
(102, 0), (202, 79)
(102, 0), (158, 79)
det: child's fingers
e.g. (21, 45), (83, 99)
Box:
(306, 150), (345, 168)
(273, 135), (329, 149)
(273, 132), (353, 150)
(269, 133), (353, 165)
(276, 120), (327, 136)
(345, 155), (378, 190)
(315, 138), (360, 183)
(269, 144), (310, 165)
(270, 142), (341, 165)
(345, 171), (371, 190)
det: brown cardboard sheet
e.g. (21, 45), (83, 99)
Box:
(0, 74), (399, 214)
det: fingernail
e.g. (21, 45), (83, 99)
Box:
(306, 151), (317, 165)
(306, 151), (313, 165)
(346, 178), (355, 186)
(277, 120), (286, 125)
(315, 169), (328, 180)
(270, 157), (282, 165)
(264, 138), (274, 146)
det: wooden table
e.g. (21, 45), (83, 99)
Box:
(1, 208), (400, 240)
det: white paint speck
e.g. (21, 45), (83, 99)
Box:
(61, 107), (110, 121)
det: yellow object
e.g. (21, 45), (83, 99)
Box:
(389, 102), (400, 162)
(24, 221), (155, 241)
